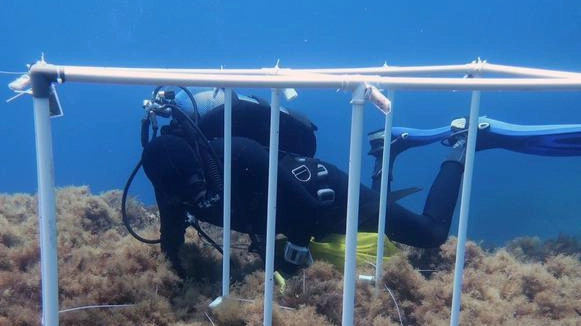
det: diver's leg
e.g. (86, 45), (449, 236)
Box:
(387, 139), (465, 247)
(153, 189), (187, 277)
(386, 160), (463, 247)
(357, 136), (466, 248)
(368, 129), (420, 192)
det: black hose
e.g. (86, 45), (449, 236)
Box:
(201, 149), (223, 194)
(121, 159), (160, 244)
(191, 220), (224, 255)
(177, 86), (199, 125)
(140, 118), (150, 148)
(169, 104), (224, 193)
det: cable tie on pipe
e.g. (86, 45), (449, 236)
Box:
(56, 66), (63, 84)
(381, 62), (390, 73)
(471, 57), (487, 74)
(341, 75), (353, 92)
(476, 58), (487, 73)
(464, 58), (486, 79)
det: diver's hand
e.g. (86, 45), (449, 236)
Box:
(274, 256), (305, 278)
(195, 191), (220, 209)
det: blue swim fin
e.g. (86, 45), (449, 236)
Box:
(476, 117), (581, 156)
(379, 117), (581, 157)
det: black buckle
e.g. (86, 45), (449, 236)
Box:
(317, 188), (335, 203)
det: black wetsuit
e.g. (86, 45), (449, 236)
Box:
(142, 132), (464, 274)
(141, 94), (464, 274)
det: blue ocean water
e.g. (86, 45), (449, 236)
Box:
(1, 0), (580, 245)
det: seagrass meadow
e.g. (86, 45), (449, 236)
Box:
(1, 186), (580, 325)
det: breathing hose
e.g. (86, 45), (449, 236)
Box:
(121, 159), (160, 244)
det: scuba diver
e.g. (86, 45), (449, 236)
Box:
(134, 87), (466, 277)
(133, 87), (581, 277)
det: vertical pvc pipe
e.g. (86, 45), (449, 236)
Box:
(449, 91), (481, 326)
(341, 86), (366, 326)
(263, 89), (281, 326)
(33, 97), (60, 326)
(221, 88), (232, 297)
(374, 89), (394, 291)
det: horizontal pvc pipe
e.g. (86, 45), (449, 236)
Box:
(55, 62), (581, 78)
(305, 62), (581, 78)
(39, 65), (581, 91)
(58, 64), (475, 76)
(302, 64), (476, 75)
(482, 63), (581, 78)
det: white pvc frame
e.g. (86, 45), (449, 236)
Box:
(17, 59), (581, 326)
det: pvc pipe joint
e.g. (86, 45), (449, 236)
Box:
(365, 86), (392, 114)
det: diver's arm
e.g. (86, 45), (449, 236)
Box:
(155, 190), (187, 277)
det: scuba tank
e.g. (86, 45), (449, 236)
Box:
(185, 89), (318, 157)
